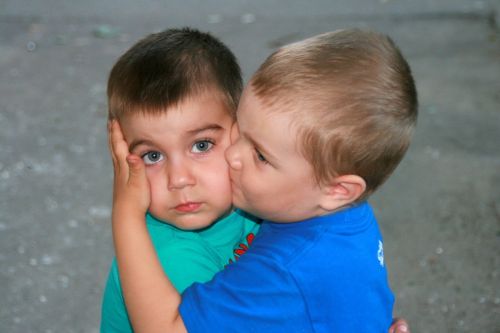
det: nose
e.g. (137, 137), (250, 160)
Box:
(167, 160), (196, 190)
(225, 139), (242, 171)
(229, 122), (240, 144)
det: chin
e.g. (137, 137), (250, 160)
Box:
(158, 212), (209, 230)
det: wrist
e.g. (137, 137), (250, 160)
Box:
(112, 205), (146, 223)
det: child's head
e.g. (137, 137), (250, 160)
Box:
(107, 28), (243, 230)
(226, 29), (417, 222)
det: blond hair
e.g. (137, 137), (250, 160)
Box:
(251, 29), (418, 200)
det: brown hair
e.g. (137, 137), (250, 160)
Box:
(107, 27), (242, 120)
(251, 29), (418, 200)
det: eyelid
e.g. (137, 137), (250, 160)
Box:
(195, 137), (215, 144)
(130, 143), (155, 156)
(134, 148), (155, 159)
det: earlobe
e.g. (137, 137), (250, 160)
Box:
(319, 175), (366, 211)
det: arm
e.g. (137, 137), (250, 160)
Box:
(109, 121), (186, 333)
(100, 236), (223, 333)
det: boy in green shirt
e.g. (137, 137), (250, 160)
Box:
(100, 28), (259, 332)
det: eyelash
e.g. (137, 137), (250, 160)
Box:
(255, 148), (269, 164)
(192, 139), (215, 154)
(141, 151), (164, 165)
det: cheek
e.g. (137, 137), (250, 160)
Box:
(145, 168), (166, 198)
(248, 175), (296, 210)
(144, 168), (156, 181)
(200, 158), (231, 191)
(244, 167), (274, 191)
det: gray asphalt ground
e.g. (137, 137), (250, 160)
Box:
(1, 1), (499, 332)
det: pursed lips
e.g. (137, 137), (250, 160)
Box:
(174, 202), (202, 213)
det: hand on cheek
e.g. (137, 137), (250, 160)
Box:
(108, 120), (151, 219)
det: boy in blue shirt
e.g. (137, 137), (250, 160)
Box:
(109, 28), (416, 332)
(100, 28), (260, 332)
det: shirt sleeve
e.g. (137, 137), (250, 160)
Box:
(157, 240), (223, 293)
(100, 240), (223, 333)
(100, 259), (133, 333)
(179, 253), (312, 333)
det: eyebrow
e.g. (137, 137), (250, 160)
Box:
(186, 124), (224, 135)
(129, 139), (156, 152)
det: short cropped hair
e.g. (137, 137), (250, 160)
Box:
(251, 29), (418, 200)
(108, 27), (242, 120)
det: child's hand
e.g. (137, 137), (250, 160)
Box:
(108, 120), (150, 218)
(389, 318), (410, 333)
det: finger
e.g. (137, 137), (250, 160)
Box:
(393, 319), (409, 333)
(110, 120), (130, 176)
(126, 154), (147, 186)
(108, 120), (121, 166)
(107, 120), (118, 169)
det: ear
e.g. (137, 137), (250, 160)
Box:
(319, 175), (367, 211)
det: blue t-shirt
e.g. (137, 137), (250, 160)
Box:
(180, 202), (394, 332)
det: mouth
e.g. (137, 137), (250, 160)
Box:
(174, 202), (202, 213)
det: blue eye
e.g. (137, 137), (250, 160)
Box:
(192, 140), (214, 153)
(142, 151), (164, 165)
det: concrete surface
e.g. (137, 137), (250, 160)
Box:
(1, 1), (499, 332)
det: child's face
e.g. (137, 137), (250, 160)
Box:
(225, 88), (325, 223)
(120, 92), (234, 230)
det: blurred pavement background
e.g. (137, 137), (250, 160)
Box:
(1, 1), (499, 332)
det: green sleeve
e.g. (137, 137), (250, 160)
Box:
(100, 259), (132, 333)
(156, 239), (223, 293)
(100, 240), (222, 332)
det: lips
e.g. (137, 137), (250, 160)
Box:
(174, 202), (202, 213)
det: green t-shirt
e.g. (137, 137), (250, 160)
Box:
(100, 210), (260, 333)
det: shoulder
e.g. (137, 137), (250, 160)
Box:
(209, 210), (261, 237)
(155, 236), (225, 292)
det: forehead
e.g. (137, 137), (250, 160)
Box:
(120, 94), (233, 137)
(239, 86), (299, 129)
(238, 88), (302, 154)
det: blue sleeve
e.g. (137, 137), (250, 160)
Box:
(179, 255), (313, 333)
(179, 222), (393, 332)
(100, 259), (132, 333)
